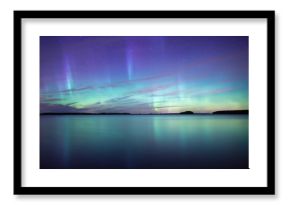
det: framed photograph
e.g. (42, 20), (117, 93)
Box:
(14, 10), (275, 195)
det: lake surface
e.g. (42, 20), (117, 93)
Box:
(40, 115), (248, 169)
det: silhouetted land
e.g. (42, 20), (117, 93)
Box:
(179, 111), (194, 114)
(40, 110), (248, 115)
(41, 112), (195, 115)
(212, 110), (248, 114)
(40, 112), (131, 115)
(41, 112), (182, 115)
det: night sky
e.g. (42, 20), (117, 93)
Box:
(40, 36), (248, 114)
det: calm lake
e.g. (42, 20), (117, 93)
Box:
(40, 115), (248, 169)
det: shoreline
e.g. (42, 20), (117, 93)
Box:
(40, 113), (249, 116)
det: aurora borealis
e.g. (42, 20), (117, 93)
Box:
(40, 36), (248, 114)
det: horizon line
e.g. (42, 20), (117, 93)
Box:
(40, 110), (249, 115)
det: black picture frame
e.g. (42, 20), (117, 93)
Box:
(14, 10), (275, 195)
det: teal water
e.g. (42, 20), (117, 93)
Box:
(40, 115), (248, 169)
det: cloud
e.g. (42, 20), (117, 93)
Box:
(84, 95), (136, 110)
(155, 105), (183, 109)
(84, 101), (102, 109)
(106, 95), (133, 103)
(97, 102), (156, 114)
(65, 102), (78, 106)
(83, 100), (158, 114)
(42, 86), (95, 95)
(61, 86), (95, 93)
(40, 103), (87, 113)
(40, 96), (62, 102)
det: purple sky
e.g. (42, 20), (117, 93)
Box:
(40, 36), (248, 114)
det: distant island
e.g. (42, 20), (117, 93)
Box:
(212, 110), (248, 114)
(179, 111), (194, 114)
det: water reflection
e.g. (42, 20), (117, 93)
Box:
(40, 115), (248, 169)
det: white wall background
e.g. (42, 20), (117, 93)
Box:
(0, 0), (287, 204)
